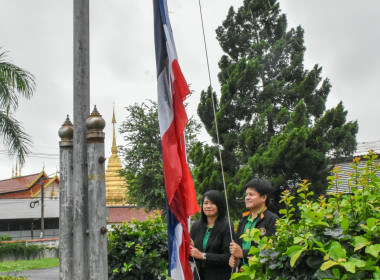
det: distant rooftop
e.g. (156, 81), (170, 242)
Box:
(354, 140), (380, 156)
(107, 206), (153, 224)
(334, 139), (380, 193)
(0, 173), (41, 194)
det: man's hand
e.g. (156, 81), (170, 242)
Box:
(229, 255), (240, 268)
(229, 241), (243, 258)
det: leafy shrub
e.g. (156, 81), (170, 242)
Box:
(232, 151), (380, 279)
(0, 276), (28, 280)
(0, 242), (45, 260)
(0, 235), (11, 242)
(107, 212), (169, 279)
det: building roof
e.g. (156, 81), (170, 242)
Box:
(354, 140), (380, 156)
(107, 206), (153, 223)
(332, 140), (380, 193)
(0, 173), (41, 193)
(0, 171), (59, 197)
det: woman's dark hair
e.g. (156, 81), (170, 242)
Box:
(200, 190), (226, 224)
(244, 177), (274, 207)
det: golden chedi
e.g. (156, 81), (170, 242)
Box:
(105, 108), (127, 205)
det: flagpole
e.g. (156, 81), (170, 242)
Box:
(197, 0), (234, 242)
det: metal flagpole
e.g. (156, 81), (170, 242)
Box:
(197, 0), (233, 243)
(197, 0), (238, 276)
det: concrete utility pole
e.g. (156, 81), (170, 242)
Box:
(73, 0), (90, 279)
(40, 179), (44, 238)
(86, 106), (108, 279)
(58, 115), (74, 280)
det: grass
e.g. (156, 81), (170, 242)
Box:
(0, 258), (59, 273)
(0, 276), (28, 280)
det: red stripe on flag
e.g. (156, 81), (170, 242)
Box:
(172, 59), (190, 100)
(162, 58), (199, 217)
(160, 58), (199, 279)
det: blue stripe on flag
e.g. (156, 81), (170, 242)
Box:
(167, 207), (179, 271)
(158, 0), (167, 25)
(153, 0), (167, 77)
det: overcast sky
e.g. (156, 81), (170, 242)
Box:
(0, 0), (379, 180)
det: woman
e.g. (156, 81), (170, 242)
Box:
(229, 178), (279, 268)
(190, 190), (234, 280)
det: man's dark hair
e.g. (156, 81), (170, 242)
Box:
(244, 178), (274, 207)
(200, 190), (226, 224)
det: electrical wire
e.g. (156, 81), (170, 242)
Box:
(0, 150), (59, 159)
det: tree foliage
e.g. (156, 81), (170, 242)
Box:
(0, 49), (35, 165)
(192, 0), (358, 214)
(118, 100), (201, 211)
(231, 152), (380, 279)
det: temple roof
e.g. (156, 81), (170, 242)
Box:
(0, 171), (59, 196)
(0, 173), (41, 194)
(107, 207), (152, 223)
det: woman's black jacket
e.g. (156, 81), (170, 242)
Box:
(190, 217), (234, 280)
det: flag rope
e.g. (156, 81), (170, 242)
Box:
(197, 0), (234, 243)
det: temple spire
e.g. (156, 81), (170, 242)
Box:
(105, 105), (127, 206)
(111, 105), (117, 154)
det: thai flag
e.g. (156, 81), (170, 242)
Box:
(153, 0), (200, 279)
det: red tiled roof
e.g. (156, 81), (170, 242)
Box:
(107, 207), (154, 223)
(0, 173), (40, 194)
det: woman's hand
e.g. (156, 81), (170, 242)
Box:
(229, 241), (243, 258)
(229, 255), (240, 268)
(190, 244), (204, 260)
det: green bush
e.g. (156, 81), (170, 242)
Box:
(0, 242), (45, 260)
(0, 235), (11, 241)
(232, 151), (380, 279)
(107, 212), (169, 280)
(0, 276), (28, 280)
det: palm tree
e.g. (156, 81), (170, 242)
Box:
(0, 49), (35, 165)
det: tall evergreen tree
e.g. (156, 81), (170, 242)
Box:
(0, 49), (35, 165)
(192, 0), (358, 214)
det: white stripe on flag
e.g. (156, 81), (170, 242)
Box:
(171, 223), (185, 279)
(163, 24), (177, 74)
(157, 64), (173, 137)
